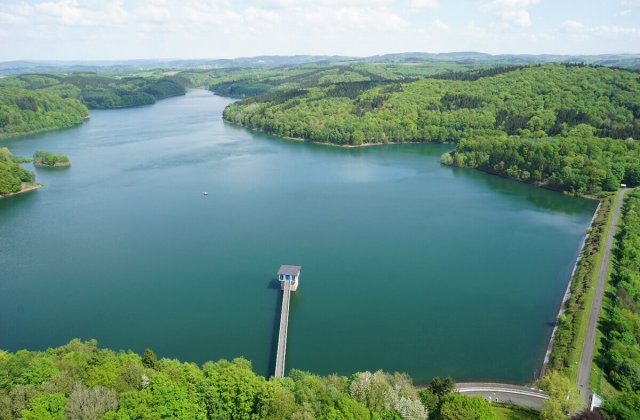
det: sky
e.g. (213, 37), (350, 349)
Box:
(0, 0), (639, 61)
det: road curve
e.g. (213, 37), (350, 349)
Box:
(456, 383), (549, 410)
(576, 188), (629, 401)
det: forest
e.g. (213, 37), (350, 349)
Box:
(223, 64), (640, 194)
(0, 86), (88, 139)
(179, 61), (492, 99)
(596, 191), (640, 418)
(0, 72), (187, 138)
(441, 133), (640, 195)
(33, 151), (70, 168)
(0, 147), (34, 195)
(223, 64), (640, 145)
(0, 339), (550, 420)
(0, 73), (187, 110)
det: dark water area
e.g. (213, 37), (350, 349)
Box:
(0, 90), (596, 384)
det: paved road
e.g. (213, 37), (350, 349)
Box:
(576, 188), (629, 401)
(456, 383), (549, 410)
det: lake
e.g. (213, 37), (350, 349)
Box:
(0, 90), (596, 384)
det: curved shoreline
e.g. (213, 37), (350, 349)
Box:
(222, 118), (445, 149)
(0, 116), (89, 141)
(0, 182), (42, 199)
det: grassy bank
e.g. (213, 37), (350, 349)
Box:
(566, 193), (619, 383)
(547, 194), (614, 380)
(588, 194), (624, 398)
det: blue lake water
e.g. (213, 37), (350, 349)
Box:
(0, 90), (596, 384)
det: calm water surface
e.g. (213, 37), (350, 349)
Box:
(0, 90), (596, 384)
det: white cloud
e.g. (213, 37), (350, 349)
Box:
(34, 0), (128, 26)
(562, 20), (584, 31)
(592, 25), (640, 37)
(290, 6), (407, 31)
(244, 7), (281, 25)
(0, 11), (26, 24)
(135, 3), (171, 23)
(259, 0), (390, 7)
(432, 19), (449, 31)
(408, 0), (438, 9)
(0, 0), (638, 61)
(482, 0), (539, 27)
(555, 20), (640, 43)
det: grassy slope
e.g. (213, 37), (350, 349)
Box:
(546, 195), (613, 377)
(564, 194), (617, 383)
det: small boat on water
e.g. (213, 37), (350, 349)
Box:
(203, 192), (208, 196)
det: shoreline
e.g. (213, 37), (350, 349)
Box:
(34, 162), (71, 168)
(0, 182), (43, 199)
(440, 158), (603, 200)
(0, 92), (186, 141)
(0, 116), (89, 141)
(539, 198), (603, 379)
(225, 119), (601, 201)
(222, 119), (452, 149)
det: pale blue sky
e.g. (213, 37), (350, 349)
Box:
(0, 0), (638, 61)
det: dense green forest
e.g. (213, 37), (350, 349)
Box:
(0, 86), (88, 138)
(0, 147), (34, 195)
(223, 64), (640, 145)
(0, 72), (186, 137)
(0, 339), (545, 420)
(179, 61), (493, 98)
(597, 191), (640, 418)
(33, 151), (70, 168)
(441, 134), (640, 195)
(0, 73), (187, 110)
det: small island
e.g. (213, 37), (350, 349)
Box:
(33, 150), (71, 168)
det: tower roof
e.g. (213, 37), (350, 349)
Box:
(278, 265), (301, 276)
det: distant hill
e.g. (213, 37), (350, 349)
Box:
(2, 52), (639, 75)
(0, 73), (186, 111)
(0, 56), (353, 76)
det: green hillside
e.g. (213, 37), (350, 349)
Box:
(223, 64), (640, 144)
(1, 73), (187, 110)
(224, 64), (640, 194)
(0, 86), (88, 139)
